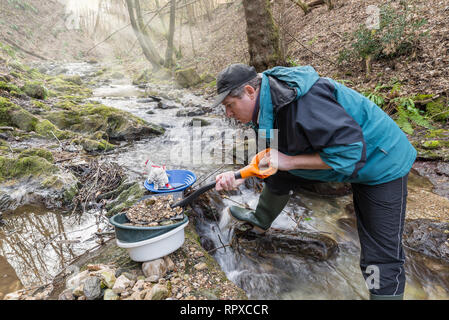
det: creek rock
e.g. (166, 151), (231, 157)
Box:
(0, 97), (38, 131)
(111, 72), (125, 80)
(0, 191), (18, 211)
(132, 69), (152, 85)
(103, 289), (119, 300)
(98, 270), (116, 289)
(194, 262), (208, 271)
(164, 256), (175, 272)
(73, 137), (115, 153)
(58, 289), (75, 300)
(21, 81), (48, 100)
(142, 259), (167, 279)
(112, 274), (135, 294)
(35, 119), (72, 140)
(83, 276), (103, 300)
(176, 107), (211, 117)
(0, 155), (58, 182)
(175, 68), (201, 88)
(105, 181), (145, 217)
(66, 270), (90, 290)
(146, 284), (169, 300)
(425, 98), (449, 122)
(43, 103), (165, 141)
(232, 227), (339, 261)
(157, 100), (179, 109)
(403, 219), (449, 261)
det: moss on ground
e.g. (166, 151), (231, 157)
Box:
(0, 97), (38, 131)
(426, 98), (449, 122)
(18, 148), (54, 162)
(0, 155), (58, 182)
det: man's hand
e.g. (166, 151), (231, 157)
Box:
(215, 171), (245, 191)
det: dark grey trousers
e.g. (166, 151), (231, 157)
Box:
(265, 170), (409, 296)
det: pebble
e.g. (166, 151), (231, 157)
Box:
(146, 284), (168, 300)
(83, 276), (103, 300)
(147, 275), (160, 283)
(164, 256), (175, 271)
(58, 289), (75, 300)
(103, 289), (119, 300)
(142, 259), (167, 278)
(66, 270), (89, 290)
(112, 275), (135, 294)
(194, 262), (208, 271)
(132, 279), (145, 291)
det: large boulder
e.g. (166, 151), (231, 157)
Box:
(43, 103), (165, 141)
(21, 81), (48, 100)
(0, 97), (38, 131)
(175, 68), (201, 88)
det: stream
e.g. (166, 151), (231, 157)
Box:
(0, 62), (448, 300)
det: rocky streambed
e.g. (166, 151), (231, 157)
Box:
(0, 58), (448, 300)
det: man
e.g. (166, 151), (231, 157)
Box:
(212, 63), (417, 300)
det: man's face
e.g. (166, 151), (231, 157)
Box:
(222, 85), (257, 124)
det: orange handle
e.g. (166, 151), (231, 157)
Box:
(237, 148), (277, 179)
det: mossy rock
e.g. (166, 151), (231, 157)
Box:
(132, 69), (152, 85)
(175, 68), (201, 88)
(44, 102), (164, 140)
(0, 155), (58, 182)
(421, 140), (449, 150)
(426, 98), (449, 122)
(63, 75), (83, 86)
(31, 100), (51, 111)
(111, 72), (125, 80)
(200, 73), (215, 84)
(0, 81), (21, 93)
(105, 182), (146, 217)
(43, 110), (82, 130)
(424, 129), (449, 139)
(35, 119), (72, 140)
(0, 97), (38, 131)
(73, 138), (115, 153)
(47, 77), (92, 97)
(27, 68), (43, 80)
(21, 81), (48, 100)
(18, 148), (54, 162)
(414, 94), (434, 102)
(89, 131), (108, 141)
(8, 61), (25, 72)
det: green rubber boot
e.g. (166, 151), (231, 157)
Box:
(229, 186), (290, 232)
(369, 293), (404, 300)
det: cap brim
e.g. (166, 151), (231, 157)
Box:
(211, 89), (231, 108)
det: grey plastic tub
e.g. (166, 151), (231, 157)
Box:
(109, 192), (187, 243)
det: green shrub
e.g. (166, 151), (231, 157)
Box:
(338, 1), (428, 65)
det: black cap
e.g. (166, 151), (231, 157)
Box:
(212, 63), (257, 108)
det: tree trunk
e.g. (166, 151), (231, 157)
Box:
(164, 0), (176, 68)
(185, 0), (197, 58)
(242, 0), (284, 71)
(154, 0), (168, 35)
(126, 0), (164, 70)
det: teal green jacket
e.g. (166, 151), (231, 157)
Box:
(255, 66), (416, 185)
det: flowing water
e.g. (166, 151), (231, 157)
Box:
(0, 61), (448, 299)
